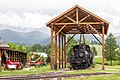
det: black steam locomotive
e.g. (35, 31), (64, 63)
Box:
(69, 43), (93, 69)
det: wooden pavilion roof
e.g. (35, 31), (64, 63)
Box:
(46, 5), (109, 34)
(0, 40), (10, 49)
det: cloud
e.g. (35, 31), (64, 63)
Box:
(0, 0), (120, 33)
(0, 11), (53, 28)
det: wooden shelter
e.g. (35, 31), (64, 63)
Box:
(46, 5), (109, 70)
(0, 40), (27, 71)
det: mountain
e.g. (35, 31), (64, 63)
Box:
(1, 28), (120, 46)
(67, 34), (101, 44)
(0, 24), (50, 35)
(0, 29), (50, 45)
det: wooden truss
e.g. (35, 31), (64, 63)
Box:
(46, 5), (109, 70)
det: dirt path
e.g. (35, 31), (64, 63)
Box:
(0, 72), (112, 80)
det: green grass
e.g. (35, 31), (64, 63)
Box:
(65, 74), (120, 80)
(94, 56), (120, 65)
(64, 69), (119, 75)
(64, 64), (120, 76)
(0, 65), (56, 76)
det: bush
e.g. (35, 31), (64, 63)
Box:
(91, 63), (96, 68)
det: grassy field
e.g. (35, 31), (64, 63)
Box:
(0, 65), (56, 76)
(0, 65), (120, 76)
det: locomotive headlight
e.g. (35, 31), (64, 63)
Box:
(83, 60), (85, 62)
(79, 53), (84, 57)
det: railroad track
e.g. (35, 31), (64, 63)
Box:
(0, 72), (112, 80)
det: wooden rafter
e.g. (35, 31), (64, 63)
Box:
(88, 24), (102, 37)
(65, 15), (76, 23)
(79, 15), (90, 22)
(53, 25), (66, 38)
(62, 14), (76, 23)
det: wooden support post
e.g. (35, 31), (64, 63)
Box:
(0, 49), (2, 72)
(50, 26), (54, 69)
(64, 34), (66, 68)
(55, 29), (57, 69)
(102, 23), (105, 70)
(58, 33), (61, 69)
(62, 34), (64, 68)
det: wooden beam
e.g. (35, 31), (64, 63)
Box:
(65, 34), (76, 44)
(66, 32), (82, 34)
(76, 8), (79, 23)
(65, 15), (76, 23)
(53, 23), (75, 25)
(53, 25), (66, 38)
(88, 24), (102, 38)
(92, 34), (102, 45)
(79, 15), (90, 23)
(53, 22), (101, 26)
(79, 22), (101, 24)
(102, 24), (105, 70)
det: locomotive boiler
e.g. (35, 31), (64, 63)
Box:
(69, 35), (93, 69)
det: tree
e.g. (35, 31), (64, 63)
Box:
(105, 33), (118, 66)
(31, 44), (42, 52)
(18, 42), (26, 52)
(8, 42), (19, 50)
(91, 46), (97, 57)
(66, 36), (77, 61)
(116, 48), (120, 64)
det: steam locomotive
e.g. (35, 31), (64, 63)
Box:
(69, 43), (93, 69)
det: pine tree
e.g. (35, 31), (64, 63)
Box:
(105, 33), (118, 66)
(91, 46), (97, 57)
(66, 36), (77, 61)
(116, 48), (120, 64)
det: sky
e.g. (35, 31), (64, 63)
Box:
(0, 0), (120, 33)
